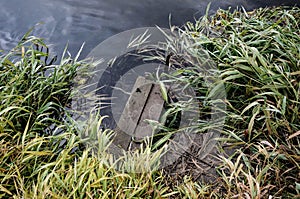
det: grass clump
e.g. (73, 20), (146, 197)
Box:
(0, 32), (179, 198)
(0, 33), (88, 197)
(161, 5), (299, 198)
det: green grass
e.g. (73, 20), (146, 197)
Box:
(166, 5), (300, 198)
(0, 6), (299, 199)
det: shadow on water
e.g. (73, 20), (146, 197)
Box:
(0, 0), (298, 57)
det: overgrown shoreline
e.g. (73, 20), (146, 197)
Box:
(0, 6), (299, 198)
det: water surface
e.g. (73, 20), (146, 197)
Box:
(0, 0), (297, 57)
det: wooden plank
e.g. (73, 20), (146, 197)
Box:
(130, 83), (169, 150)
(113, 76), (153, 149)
(134, 83), (166, 139)
(112, 127), (132, 150)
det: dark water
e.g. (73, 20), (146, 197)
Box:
(0, 0), (298, 58)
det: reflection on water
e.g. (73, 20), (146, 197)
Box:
(0, 0), (297, 57)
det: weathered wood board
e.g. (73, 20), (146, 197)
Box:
(113, 76), (167, 150)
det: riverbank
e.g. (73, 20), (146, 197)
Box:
(0, 6), (299, 198)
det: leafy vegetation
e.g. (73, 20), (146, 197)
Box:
(175, 6), (300, 198)
(0, 6), (299, 199)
